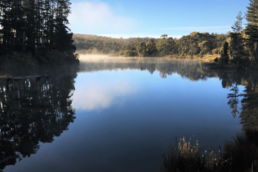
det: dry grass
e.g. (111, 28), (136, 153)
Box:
(160, 133), (258, 172)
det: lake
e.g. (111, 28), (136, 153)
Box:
(1, 55), (257, 172)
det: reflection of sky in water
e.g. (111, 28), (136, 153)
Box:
(4, 68), (246, 172)
(72, 75), (136, 111)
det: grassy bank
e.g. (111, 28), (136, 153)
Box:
(0, 50), (79, 69)
(164, 54), (221, 62)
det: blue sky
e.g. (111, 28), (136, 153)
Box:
(68, 0), (249, 38)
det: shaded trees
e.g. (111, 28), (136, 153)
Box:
(245, 0), (258, 60)
(136, 42), (147, 57)
(0, 0), (76, 59)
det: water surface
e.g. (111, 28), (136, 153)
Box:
(1, 56), (257, 172)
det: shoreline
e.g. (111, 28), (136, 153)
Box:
(0, 51), (79, 69)
(78, 53), (258, 70)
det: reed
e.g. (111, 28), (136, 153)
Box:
(160, 133), (258, 172)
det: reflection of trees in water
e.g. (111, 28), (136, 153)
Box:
(222, 71), (258, 130)
(79, 59), (258, 171)
(79, 59), (216, 80)
(80, 59), (258, 131)
(227, 83), (240, 118)
(239, 78), (258, 131)
(0, 70), (77, 170)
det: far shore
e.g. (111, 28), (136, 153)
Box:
(78, 53), (221, 63)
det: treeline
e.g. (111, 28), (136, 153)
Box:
(0, 0), (78, 65)
(73, 32), (227, 58)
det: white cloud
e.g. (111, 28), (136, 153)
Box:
(153, 26), (231, 30)
(68, 2), (136, 33)
(72, 80), (136, 111)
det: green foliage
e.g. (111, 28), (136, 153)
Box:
(199, 41), (213, 55)
(146, 39), (158, 56)
(136, 42), (148, 56)
(245, 0), (258, 59)
(156, 39), (171, 56)
(124, 50), (138, 57)
(190, 44), (201, 55)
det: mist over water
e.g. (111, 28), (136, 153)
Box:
(78, 54), (198, 63)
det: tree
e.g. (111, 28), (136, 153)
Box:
(230, 11), (244, 61)
(223, 42), (229, 56)
(146, 39), (157, 56)
(245, 0), (258, 59)
(189, 44), (201, 55)
(156, 39), (170, 56)
(160, 34), (168, 39)
(232, 12), (243, 33)
(136, 42), (147, 56)
(0, 0), (76, 57)
(198, 41), (212, 55)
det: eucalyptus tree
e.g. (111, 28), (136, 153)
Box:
(146, 39), (158, 56)
(136, 42), (147, 56)
(160, 34), (168, 39)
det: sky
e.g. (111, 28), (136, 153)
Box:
(68, 0), (250, 39)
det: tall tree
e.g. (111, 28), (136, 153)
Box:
(230, 12), (244, 61)
(245, 0), (258, 59)
(231, 12), (243, 52)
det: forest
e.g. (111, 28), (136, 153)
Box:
(73, 0), (258, 68)
(0, 0), (78, 67)
(73, 32), (227, 58)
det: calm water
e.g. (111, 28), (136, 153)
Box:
(1, 57), (257, 172)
